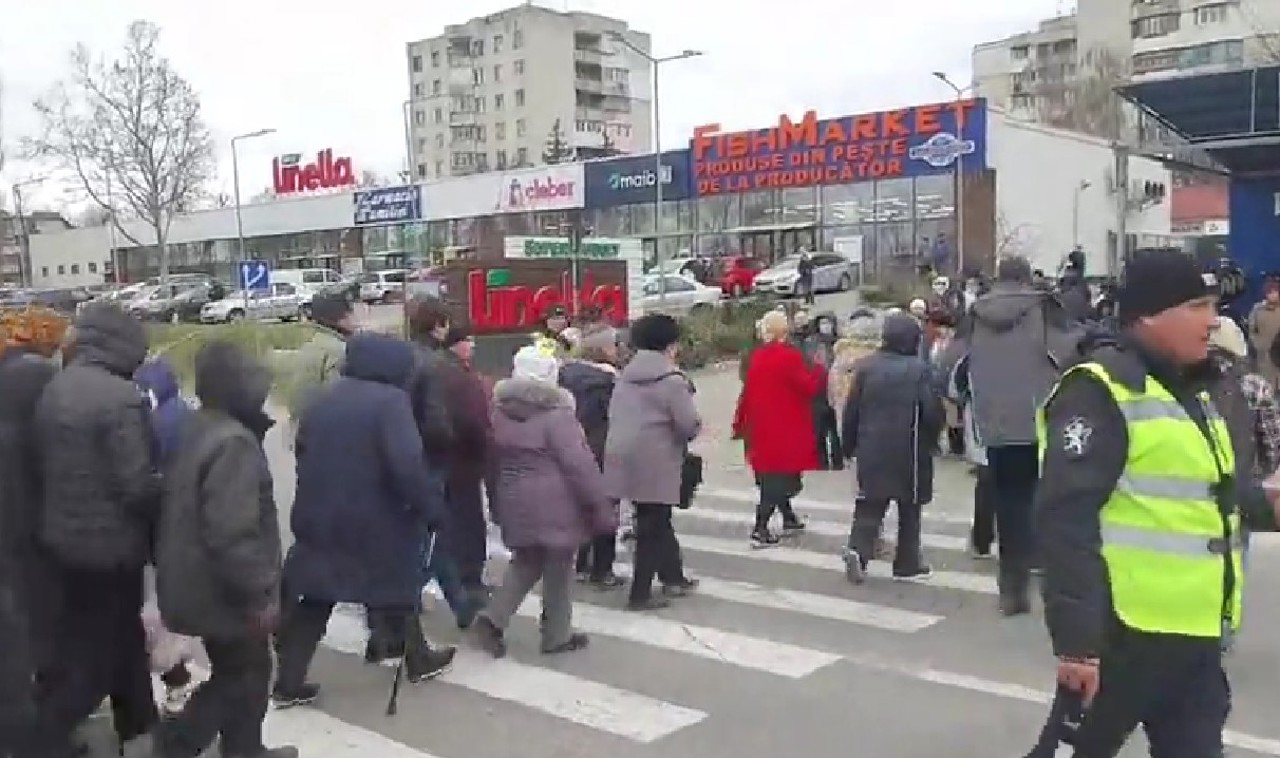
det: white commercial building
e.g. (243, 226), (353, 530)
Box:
(405, 3), (653, 181)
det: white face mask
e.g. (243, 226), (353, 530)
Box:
(818, 322), (834, 335)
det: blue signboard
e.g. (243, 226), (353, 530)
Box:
(353, 185), (423, 226)
(238, 260), (271, 292)
(583, 150), (692, 208)
(689, 99), (988, 196)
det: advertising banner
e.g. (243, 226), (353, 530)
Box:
(690, 99), (988, 196)
(504, 236), (644, 321)
(583, 150), (693, 208)
(422, 164), (584, 220)
(353, 185), (422, 226)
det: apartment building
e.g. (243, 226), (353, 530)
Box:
(972, 15), (1080, 120)
(404, 3), (654, 181)
(1125, 0), (1280, 80)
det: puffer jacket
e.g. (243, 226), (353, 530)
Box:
(135, 358), (193, 465)
(156, 341), (281, 639)
(36, 303), (157, 569)
(558, 359), (617, 465)
(489, 378), (615, 549)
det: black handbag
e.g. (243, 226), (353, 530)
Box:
(678, 451), (703, 509)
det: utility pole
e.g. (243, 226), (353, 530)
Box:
(1112, 143), (1130, 276)
(12, 185), (29, 288)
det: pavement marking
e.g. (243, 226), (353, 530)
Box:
(676, 507), (971, 551)
(607, 565), (943, 633)
(519, 595), (840, 678)
(266, 705), (446, 757)
(697, 486), (975, 526)
(674, 534), (999, 595)
(322, 606), (708, 743)
(841, 652), (1280, 756)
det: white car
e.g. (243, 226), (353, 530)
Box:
(358, 270), (406, 304)
(200, 282), (310, 323)
(640, 274), (722, 317)
(753, 253), (855, 297)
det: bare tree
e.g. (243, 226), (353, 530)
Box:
(995, 213), (1037, 257)
(26, 20), (215, 279)
(1036, 46), (1130, 142)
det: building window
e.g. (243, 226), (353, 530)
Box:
(494, 34), (505, 53)
(475, 96), (486, 113)
(516, 118), (526, 137)
(471, 40), (484, 56)
(57, 265), (65, 275)
(413, 83), (423, 97)
(515, 88), (525, 106)
(431, 51), (440, 67)
(1133, 13), (1180, 39)
(1010, 45), (1029, 61)
(435, 133), (445, 148)
(41, 266), (48, 277)
(412, 55), (423, 72)
(418, 163), (427, 178)
(497, 149), (508, 168)
(432, 79), (441, 95)
(495, 93), (505, 110)
(433, 108), (443, 124)
(513, 30), (523, 49)
(435, 160), (443, 176)
(1195, 3), (1229, 25)
(516, 147), (528, 165)
(496, 122), (506, 140)
(494, 64), (503, 82)
(88, 262), (98, 273)
(70, 264), (80, 275)
(414, 109), (425, 126)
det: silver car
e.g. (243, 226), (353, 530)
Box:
(640, 274), (723, 317)
(753, 253), (855, 297)
(200, 283), (309, 323)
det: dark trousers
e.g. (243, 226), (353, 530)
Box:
(971, 464), (997, 554)
(575, 532), (617, 579)
(814, 408), (842, 469)
(274, 599), (428, 692)
(754, 473), (802, 530)
(1025, 633), (1228, 757)
(629, 503), (685, 603)
(988, 444), (1039, 594)
(158, 635), (271, 758)
(43, 564), (155, 747)
(446, 478), (489, 589)
(423, 546), (472, 620)
(846, 497), (924, 573)
(798, 278), (815, 305)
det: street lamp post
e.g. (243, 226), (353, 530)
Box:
(1072, 180), (1092, 248)
(932, 72), (974, 275)
(231, 128), (276, 305)
(609, 31), (702, 306)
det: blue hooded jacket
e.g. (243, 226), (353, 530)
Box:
(134, 358), (193, 464)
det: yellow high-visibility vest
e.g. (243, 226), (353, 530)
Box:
(1038, 361), (1242, 637)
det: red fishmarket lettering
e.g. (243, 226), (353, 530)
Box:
(691, 100), (979, 195)
(468, 270), (626, 333)
(273, 149), (355, 194)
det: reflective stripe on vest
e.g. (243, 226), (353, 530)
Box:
(1037, 361), (1242, 637)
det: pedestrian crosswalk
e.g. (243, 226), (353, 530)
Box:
(86, 478), (1280, 758)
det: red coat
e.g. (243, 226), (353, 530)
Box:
(732, 341), (824, 474)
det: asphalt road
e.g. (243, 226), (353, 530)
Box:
(79, 349), (1280, 758)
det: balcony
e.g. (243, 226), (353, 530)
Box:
(1132, 0), (1179, 19)
(574, 48), (605, 65)
(575, 76), (603, 93)
(575, 105), (604, 121)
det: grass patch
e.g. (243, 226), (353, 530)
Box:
(148, 322), (317, 388)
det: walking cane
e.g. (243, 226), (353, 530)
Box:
(387, 530), (437, 716)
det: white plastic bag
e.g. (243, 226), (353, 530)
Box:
(141, 600), (201, 674)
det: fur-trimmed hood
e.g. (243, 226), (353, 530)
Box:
(493, 377), (576, 421)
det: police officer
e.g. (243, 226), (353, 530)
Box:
(1028, 249), (1280, 757)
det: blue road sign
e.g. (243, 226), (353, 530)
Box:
(238, 260), (271, 292)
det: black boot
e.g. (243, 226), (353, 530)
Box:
(404, 613), (456, 682)
(998, 563), (1032, 617)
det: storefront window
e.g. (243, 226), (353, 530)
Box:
(777, 187), (817, 225)
(589, 207), (626, 237)
(876, 222), (914, 261)
(870, 178), (912, 223)
(821, 224), (872, 254)
(695, 234), (735, 257)
(915, 218), (957, 271)
(913, 174), (956, 221)
(658, 199), (695, 234)
(821, 182), (875, 225)
(625, 204), (654, 236)
(695, 195), (740, 232)
(739, 190), (777, 229)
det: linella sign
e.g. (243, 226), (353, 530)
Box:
(503, 175), (577, 211)
(273, 149), (356, 194)
(468, 269), (626, 332)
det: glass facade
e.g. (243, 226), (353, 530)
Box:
(115, 176), (958, 284)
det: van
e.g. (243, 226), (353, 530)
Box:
(270, 268), (341, 289)
(358, 269), (406, 304)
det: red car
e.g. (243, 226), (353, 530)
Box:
(719, 256), (762, 297)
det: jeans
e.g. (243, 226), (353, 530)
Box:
(483, 547), (575, 648)
(446, 479), (489, 589)
(630, 503), (686, 603)
(845, 497), (925, 573)
(422, 545), (472, 620)
(575, 532), (618, 580)
(988, 444), (1039, 594)
(158, 635), (271, 758)
(814, 408), (842, 469)
(754, 473), (803, 530)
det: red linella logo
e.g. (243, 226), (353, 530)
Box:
(273, 149), (355, 194)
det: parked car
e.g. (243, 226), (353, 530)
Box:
(358, 269), (407, 304)
(200, 282), (309, 324)
(319, 273), (362, 303)
(752, 253), (855, 297)
(718, 256), (762, 297)
(640, 274), (723, 317)
(128, 281), (226, 323)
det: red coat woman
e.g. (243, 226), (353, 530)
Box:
(733, 312), (827, 544)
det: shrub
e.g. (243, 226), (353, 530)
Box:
(148, 322), (316, 388)
(677, 300), (773, 370)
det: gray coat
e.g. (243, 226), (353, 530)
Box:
(489, 378), (616, 550)
(948, 283), (1082, 447)
(603, 350), (702, 506)
(841, 315), (944, 505)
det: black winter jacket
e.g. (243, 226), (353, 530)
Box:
(36, 303), (157, 569)
(559, 360), (617, 465)
(408, 340), (456, 461)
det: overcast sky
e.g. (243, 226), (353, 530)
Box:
(0, 0), (1067, 211)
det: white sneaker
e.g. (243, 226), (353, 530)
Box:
(163, 681), (198, 716)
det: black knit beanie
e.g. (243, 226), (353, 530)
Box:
(1117, 249), (1211, 325)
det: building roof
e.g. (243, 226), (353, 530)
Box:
(1118, 66), (1280, 174)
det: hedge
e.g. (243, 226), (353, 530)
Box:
(148, 322), (316, 389)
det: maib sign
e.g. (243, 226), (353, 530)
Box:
(584, 150), (693, 208)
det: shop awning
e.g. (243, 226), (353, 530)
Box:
(1118, 67), (1280, 174)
